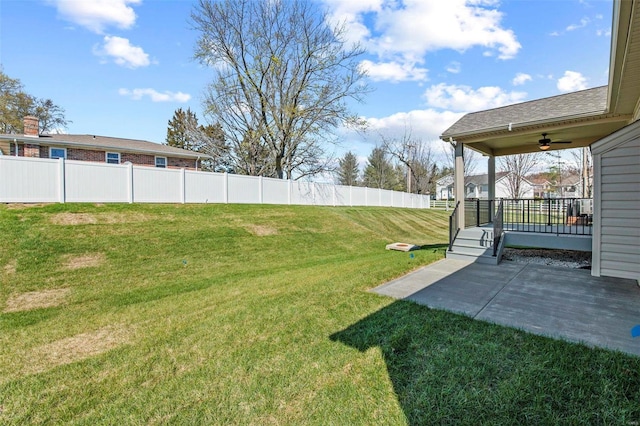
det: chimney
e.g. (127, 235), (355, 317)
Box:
(23, 116), (39, 137)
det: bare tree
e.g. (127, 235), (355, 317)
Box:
(380, 130), (437, 194)
(498, 153), (543, 198)
(442, 142), (479, 177)
(192, 0), (369, 179)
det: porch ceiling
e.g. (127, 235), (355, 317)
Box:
(452, 114), (630, 157)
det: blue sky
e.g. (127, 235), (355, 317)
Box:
(0, 0), (613, 172)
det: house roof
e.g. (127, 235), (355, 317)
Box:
(439, 0), (639, 157)
(441, 86), (608, 139)
(0, 133), (210, 159)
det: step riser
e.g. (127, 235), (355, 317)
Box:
(450, 246), (494, 257)
(457, 230), (494, 239)
(446, 252), (499, 265)
(454, 238), (493, 248)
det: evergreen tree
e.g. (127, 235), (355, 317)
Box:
(363, 147), (395, 189)
(166, 107), (201, 150)
(336, 151), (360, 186)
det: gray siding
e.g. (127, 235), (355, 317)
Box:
(599, 135), (640, 280)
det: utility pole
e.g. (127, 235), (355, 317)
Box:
(582, 146), (589, 198)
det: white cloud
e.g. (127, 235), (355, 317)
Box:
(322, 0), (521, 83)
(359, 60), (428, 82)
(119, 88), (191, 103)
(566, 17), (590, 32)
(95, 36), (151, 68)
(423, 83), (527, 112)
(557, 71), (588, 92)
(48, 0), (141, 34)
(365, 109), (466, 141)
(512, 72), (532, 86)
(446, 61), (461, 74)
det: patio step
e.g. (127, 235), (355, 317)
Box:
(447, 227), (499, 265)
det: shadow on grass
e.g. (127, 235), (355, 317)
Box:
(331, 300), (640, 424)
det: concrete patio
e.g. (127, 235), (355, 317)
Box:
(373, 258), (640, 357)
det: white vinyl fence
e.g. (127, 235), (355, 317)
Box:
(0, 156), (430, 208)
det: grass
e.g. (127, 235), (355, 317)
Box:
(0, 203), (638, 425)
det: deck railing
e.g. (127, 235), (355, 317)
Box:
(493, 199), (504, 256)
(448, 201), (461, 251)
(464, 198), (493, 228)
(500, 198), (592, 235)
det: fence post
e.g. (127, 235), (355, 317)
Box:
(58, 157), (65, 203)
(127, 162), (134, 203)
(259, 176), (264, 204)
(288, 179), (292, 205)
(224, 172), (229, 204)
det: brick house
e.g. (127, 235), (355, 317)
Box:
(0, 116), (209, 170)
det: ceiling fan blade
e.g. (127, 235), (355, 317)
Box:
(553, 141), (573, 144)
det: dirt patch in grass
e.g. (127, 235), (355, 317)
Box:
(3, 259), (17, 275)
(31, 325), (133, 372)
(3, 288), (71, 313)
(61, 253), (106, 270)
(245, 224), (278, 236)
(49, 212), (154, 226)
(4, 203), (48, 210)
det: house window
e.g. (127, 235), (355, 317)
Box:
(49, 147), (66, 159)
(106, 152), (120, 164)
(155, 156), (167, 168)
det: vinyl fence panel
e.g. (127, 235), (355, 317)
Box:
(334, 185), (350, 206)
(262, 177), (290, 205)
(65, 160), (129, 202)
(185, 171), (226, 203)
(0, 156), (61, 203)
(227, 174), (260, 204)
(0, 156), (430, 209)
(133, 167), (182, 203)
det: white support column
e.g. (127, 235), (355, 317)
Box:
(488, 155), (496, 222)
(454, 142), (465, 229)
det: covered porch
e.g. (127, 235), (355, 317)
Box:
(440, 0), (639, 280)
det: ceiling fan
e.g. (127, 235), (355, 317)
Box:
(538, 133), (572, 151)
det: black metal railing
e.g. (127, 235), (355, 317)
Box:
(464, 198), (493, 228)
(448, 201), (460, 251)
(493, 199), (504, 256)
(501, 198), (592, 235)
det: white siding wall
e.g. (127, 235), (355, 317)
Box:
(593, 123), (640, 280)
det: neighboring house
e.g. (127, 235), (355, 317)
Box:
(435, 175), (454, 200)
(0, 116), (208, 170)
(527, 174), (554, 198)
(436, 172), (534, 200)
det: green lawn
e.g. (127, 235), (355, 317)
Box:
(0, 203), (638, 424)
